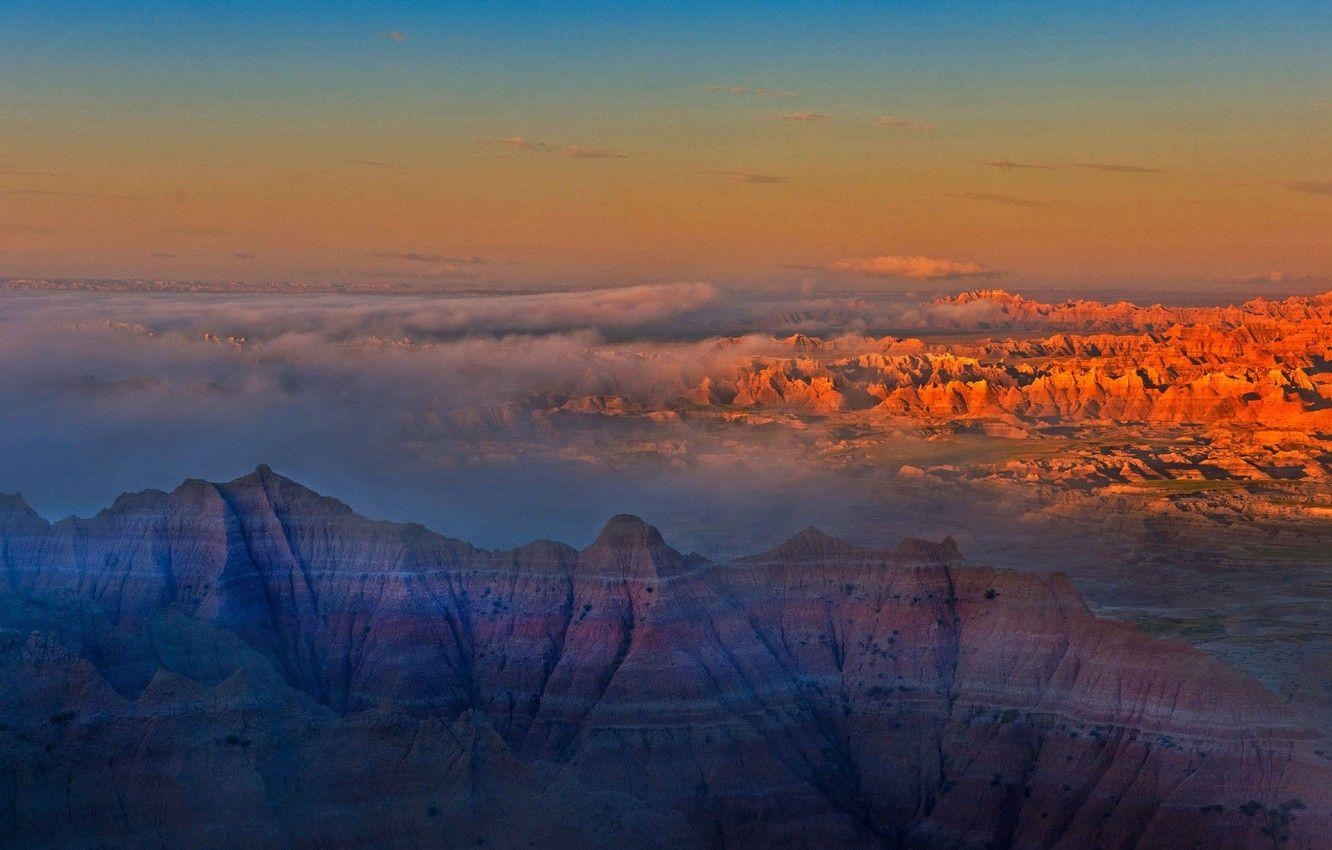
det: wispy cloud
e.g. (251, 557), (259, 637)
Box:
(709, 171), (787, 185)
(346, 157), (407, 171)
(982, 159), (1054, 171)
(832, 255), (999, 280)
(362, 264), (481, 282)
(372, 252), (487, 265)
(1281, 180), (1332, 197)
(774, 112), (830, 123)
(411, 265), (480, 280)
(383, 31), (408, 43)
(946, 191), (1046, 208)
(492, 137), (542, 152)
(872, 115), (935, 131)
(481, 138), (627, 159)
(0, 166), (60, 177)
(562, 145), (628, 159)
(698, 84), (796, 97)
(231, 252), (256, 260)
(1076, 162), (1165, 174)
(1229, 270), (1327, 285)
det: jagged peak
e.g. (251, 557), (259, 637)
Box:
(222, 463), (320, 495)
(216, 465), (355, 517)
(0, 491), (45, 525)
(736, 525), (874, 564)
(793, 525), (835, 543)
(938, 288), (1023, 305)
(941, 535), (961, 559)
(782, 525), (854, 554)
(107, 488), (170, 514)
(591, 514), (666, 549)
(232, 463), (287, 486)
(578, 514), (685, 580)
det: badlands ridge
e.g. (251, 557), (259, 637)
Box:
(555, 289), (1332, 487)
(0, 467), (1327, 848)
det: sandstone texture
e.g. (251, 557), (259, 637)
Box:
(0, 468), (1327, 849)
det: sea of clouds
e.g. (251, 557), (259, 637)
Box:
(0, 285), (1004, 554)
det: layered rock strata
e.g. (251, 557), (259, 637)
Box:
(0, 468), (1326, 849)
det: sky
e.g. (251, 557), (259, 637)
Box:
(1, 1), (1329, 290)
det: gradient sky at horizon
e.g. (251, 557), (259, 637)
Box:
(1, 2), (1328, 290)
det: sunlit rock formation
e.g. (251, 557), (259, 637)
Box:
(684, 292), (1332, 431)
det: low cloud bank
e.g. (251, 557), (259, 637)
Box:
(0, 282), (1149, 553)
(0, 288), (801, 548)
(0, 283), (720, 343)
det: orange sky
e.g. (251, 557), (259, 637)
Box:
(2, 3), (1329, 290)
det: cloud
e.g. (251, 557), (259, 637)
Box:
(1076, 162), (1165, 174)
(0, 285), (1130, 556)
(492, 137), (542, 152)
(231, 252), (256, 260)
(0, 289), (827, 552)
(10, 282), (1326, 570)
(150, 252), (176, 259)
(1228, 270), (1327, 285)
(1281, 180), (1332, 197)
(482, 138), (627, 159)
(872, 116), (935, 131)
(774, 112), (830, 123)
(0, 166), (60, 177)
(832, 255), (999, 280)
(982, 159), (1054, 171)
(346, 157), (407, 171)
(698, 85), (795, 97)
(384, 31), (408, 43)
(36, 282), (719, 342)
(946, 192), (1045, 208)
(561, 146), (628, 159)
(372, 252), (487, 265)
(0, 222), (55, 234)
(403, 265), (480, 281)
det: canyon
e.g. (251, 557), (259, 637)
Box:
(0, 467), (1327, 849)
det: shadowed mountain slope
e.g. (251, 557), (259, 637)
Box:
(0, 467), (1326, 849)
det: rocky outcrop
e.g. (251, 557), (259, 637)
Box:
(728, 356), (846, 414)
(0, 468), (1327, 849)
(688, 292), (1332, 432)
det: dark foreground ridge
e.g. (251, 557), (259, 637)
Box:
(0, 466), (1326, 849)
